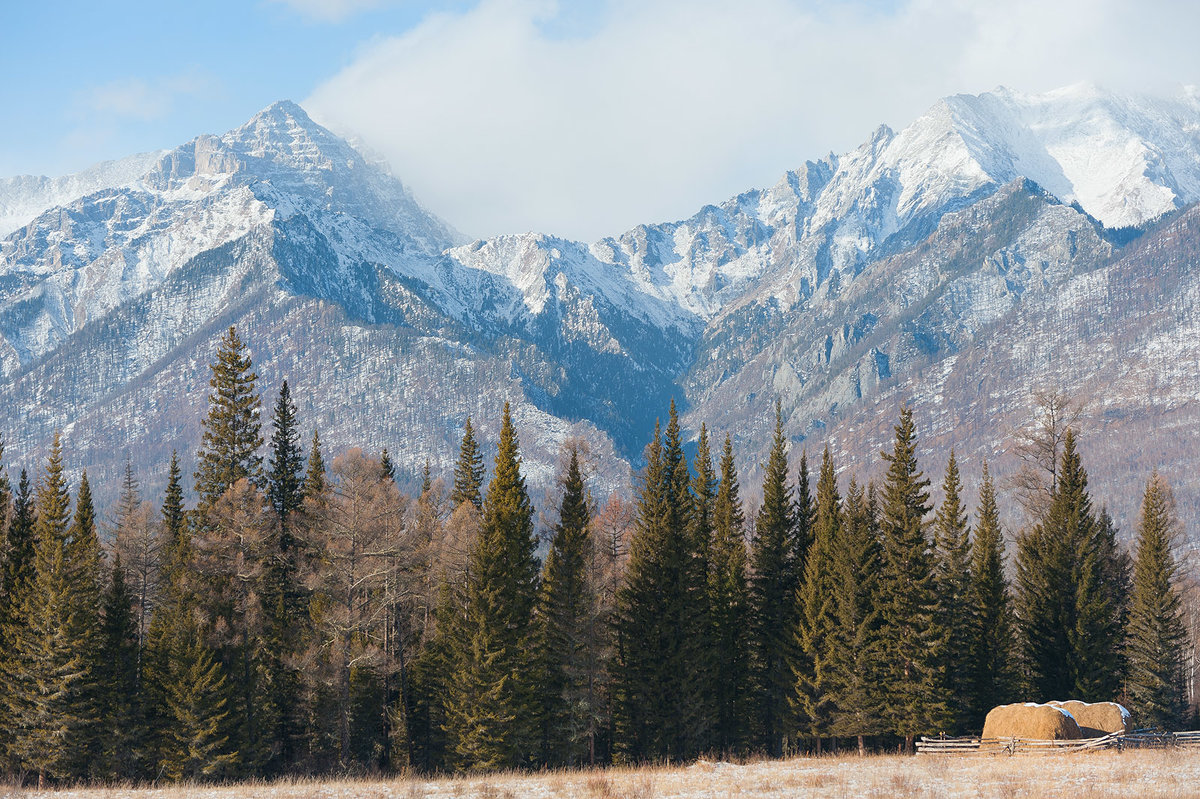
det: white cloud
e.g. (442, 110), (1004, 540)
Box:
(268, 0), (390, 22)
(83, 71), (216, 122)
(305, 0), (1200, 241)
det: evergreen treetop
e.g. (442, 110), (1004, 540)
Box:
(451, 417), (486, 510)
(194, 326), (263, 510)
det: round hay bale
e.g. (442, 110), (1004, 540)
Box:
(1047, 701), (1131, 737)
(981, 703), (1083, 740)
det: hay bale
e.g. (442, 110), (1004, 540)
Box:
(1048, 701), (1131, 737)
(981, 703), (1083, 740)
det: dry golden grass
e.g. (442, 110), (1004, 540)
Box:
(9, 749), (1200, 799)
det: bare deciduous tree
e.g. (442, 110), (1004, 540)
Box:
(1008, 388), (1088, 522)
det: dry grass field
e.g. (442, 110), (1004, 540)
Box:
(9, 749), (1200, 799)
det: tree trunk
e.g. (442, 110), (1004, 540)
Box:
(857, 734), (865, 756)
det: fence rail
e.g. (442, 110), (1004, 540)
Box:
(917, 730), (1200, 755)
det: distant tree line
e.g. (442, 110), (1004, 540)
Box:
(0, 326), (1190, 786)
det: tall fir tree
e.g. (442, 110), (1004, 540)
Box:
(303, 429), (327, 498)
(535, 446), (598, 766)
(749, 400), (797, 756)
(875, 408), (944, 751)
(0, 465), (30, 694)
(159, 624), (238, 782)
(687, 425), (718, 750)
(930, 451), (973, 733)
(451, 417), (486, 511)
(1126, 473), (1187, 729)
(792, 447), (840, 749)
(615, 401), (708, 762)
(446, 403), (541, 769)
(66, 472), (105, 777)
(267, 381), (305, 521)
(1016, 429), (1125, 701)
(194, 325), (263, 509)
(966, 462), (1016, 728)
(263, 380), (308, 773)
(828, 478), (885, 754)
(380, 448), (395, 481)
(98, 555), (140, 779)
(709, 434), (751, 754)
(4, 434), (88, 785)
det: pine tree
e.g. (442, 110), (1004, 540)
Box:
(1015, 429), (1124, 701)
(194, 325), (263, 510)
(303, 429), (327, 499)
(966, 462), (1016, 729)
(615, 402), (707, 762)
(875, 408), (943, 751)
(159, 624), (238, 781)
(792, 446), (840, 749)
(709, 434), (751, 754)
(451, 417), (485, 510)
(447, 404), (541, 769)
(4, 434), (88, 784)
(267, 381), (305, 521)
(688, 425), (718, 750)
(1126, 472), (1187, 729)
(381, 448), (395, 481)
(263, 380), (307, 772)
(535, 446), (597, 766)
(930, 451), (973, 733)
(828, 478), (885, 754)
(749, 400), (797, 756)
(162, 452), (186, 557)
(66, 471), (105, 777)
(0, 466), (30, 686)
(98, 555), (140, 779)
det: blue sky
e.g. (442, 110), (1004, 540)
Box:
(4, 1), (1199, 240)
(0, 1), (478, 176)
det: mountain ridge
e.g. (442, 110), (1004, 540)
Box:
(3, 86), (1200, 542)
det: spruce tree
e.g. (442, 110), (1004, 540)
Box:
(159, 624), (238, 782)
(0, 467), (31, 682)
(875, 408), (943, 751)
(535, 446), (596, 766)
(98, 555), (140, 779)
(66, 472), (105, 777)
(381, 448), (395, 481)
(263, 381), (307, 771)
(451, 417), (485, 510)
(828, 478), (884, 754)
(688, 425), (718, 750)
(1126, 473), (1187, 730)
(749, 400), (797, 756)
(447, 403), (540, 769)
(267, 381), (305, 521)
(615, 402), (707, 762)
(931, 451), (973, 733)
(792, 447), (839, 749)
(4, 434), (87, 784)
(304, 429), (327, 498)
(709, 434), (751, 754)
(194, 325), (263, 509)
(966, 462), (1016, 728)
(1016, 429), (1124, 701)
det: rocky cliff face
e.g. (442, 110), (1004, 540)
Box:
(3, 85), (1200, 541)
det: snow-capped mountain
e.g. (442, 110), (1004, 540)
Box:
(4, 84), (1200, 539)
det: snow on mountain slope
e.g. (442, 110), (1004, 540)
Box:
(0, 150), (165, 238)
(5, 84), (1200, 526)
(0, 101), (469, 371)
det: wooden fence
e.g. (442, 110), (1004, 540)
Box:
(917, 730), (1200, 755)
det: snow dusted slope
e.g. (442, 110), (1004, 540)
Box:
(5, 85), (1200, 532)
(0, 150), (166, 238)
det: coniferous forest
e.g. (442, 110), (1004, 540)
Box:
(0, 326), (1192, 786)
